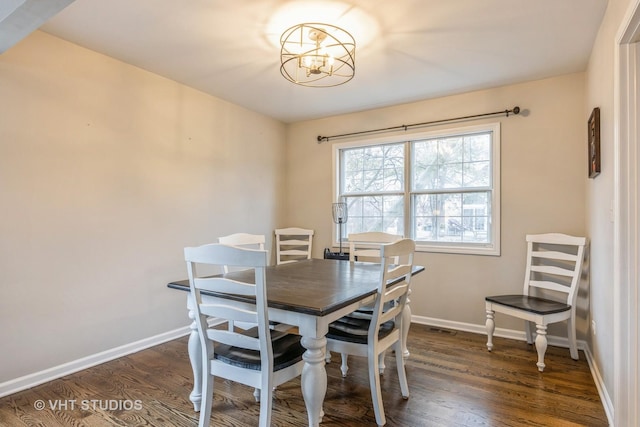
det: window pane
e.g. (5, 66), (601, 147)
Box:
(412, 191), (490, 243)
(344, 195), (404, 236)
(463, 133), (491, 187)
(412, 140), (438, 189)
(413, 194), (438, 240)
(342, 143), (404, 194)
(464, 134), (490, 162)
(462, 192), (490, 242)
(463, 160), (490, 187)
(343, 148), (364, 192)
(438, 137), (464, 165)
(439, 162), (463, 188)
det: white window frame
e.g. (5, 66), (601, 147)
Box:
(332, 122), (501, 256)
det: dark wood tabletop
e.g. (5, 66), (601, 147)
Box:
(168, 258), (424, 317)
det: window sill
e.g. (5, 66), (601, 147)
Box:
(415, 243), (500, 256)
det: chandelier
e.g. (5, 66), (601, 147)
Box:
(280, 23), (356, 87)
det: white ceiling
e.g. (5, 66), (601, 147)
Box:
(32, 0), (608, 123)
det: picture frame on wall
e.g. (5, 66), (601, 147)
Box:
(588, 107), (601, 179)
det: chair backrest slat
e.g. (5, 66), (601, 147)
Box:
(194, 277), (257, 295)
(531, 250), (578, 262)
(528, 280), (571, 294)
(199, 303), (258, 325)
(278, 239), (310, 246)
(207, 329), (261, 351)
(218, 233), (266, 248)
(384, 283), (410, 302)
(529, 264), (576, 278)
(526, 232), (586, 246)
(279, 249), (310, 256)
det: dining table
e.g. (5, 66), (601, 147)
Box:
(167, 258), (425, 427)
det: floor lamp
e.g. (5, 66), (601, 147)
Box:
(332, 202), (348, 256)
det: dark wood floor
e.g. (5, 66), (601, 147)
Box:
(0, 324), (608, 426)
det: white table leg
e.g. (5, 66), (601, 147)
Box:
(301, 336), (326, 427)
(187, 300), (203, 412)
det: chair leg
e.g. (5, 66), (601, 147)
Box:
(378, 351), (386, 375)
(198, 372), (214, 427)
(368, 349), (386, 426)
(340, 353), (349, 377)
(524, 321), (534, 344)
(253, 388), (260, 402)
(567, 315), (579, 360)
(401, 293), (412, 358)
(325, 351), (332, 364)
(485, 309), (495, 351)
(534, 324), (548, 372)
(394, 341), (409, 399)
(258, 386), (273, 427)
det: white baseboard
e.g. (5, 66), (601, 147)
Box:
(581, 344), (615, 426)
(412, 315), (614, 426)
(0, 326), (191, 398)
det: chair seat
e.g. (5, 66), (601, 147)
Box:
(485, 294), (571, 315)
(214, 328), (305, 371)
(327, 315), (395, 344)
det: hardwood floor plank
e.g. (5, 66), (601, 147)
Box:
(0, 324), (608, 426)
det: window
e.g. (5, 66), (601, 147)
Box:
(333, 123), (500, 255)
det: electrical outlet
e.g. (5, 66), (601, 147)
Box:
(592, 320), (597, 335)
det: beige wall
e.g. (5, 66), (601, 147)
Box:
(0, 31), (286, 383)
(585, 0), (638, 413)
(285, 73), (587, 333)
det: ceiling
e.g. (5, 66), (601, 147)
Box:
(21, 1), (610, 123)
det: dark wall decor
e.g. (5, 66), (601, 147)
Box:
(588, 107), (601, 178)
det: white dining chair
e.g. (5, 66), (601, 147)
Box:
(275, 227), (314, 265)
(348, 231), (402, 262)
(326, 231), (409, 367)
(185, 243), (305, 427)
(485, 233), (587, 372)
(325, 238), (416, 426)
(218, 233), (266, 273)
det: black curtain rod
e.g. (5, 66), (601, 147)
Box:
(317, 106), (521, 143)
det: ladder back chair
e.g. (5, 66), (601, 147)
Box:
(485, 233), (587, 372)
(348, 231), (402, 262)
(274, 227), (314, 265)
(325, 238), (416, 426)
(217, 233), (265, 273)
(184, 243), (305, 427)
(327, 231), (411, 364)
